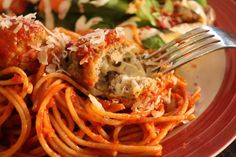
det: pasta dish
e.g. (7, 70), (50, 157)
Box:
(0, 0), (213, 156)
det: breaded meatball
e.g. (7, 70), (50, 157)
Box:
(0, 13), (63, 73)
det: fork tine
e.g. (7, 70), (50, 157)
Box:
(153, 33), (214, 62)
(160, 43), (222, 74)
(144, 26), (209, 59)
(151, 37), (220, 72)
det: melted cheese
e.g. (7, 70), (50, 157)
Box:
(110, 75), (154, 98)
(100, 45), (146, 77)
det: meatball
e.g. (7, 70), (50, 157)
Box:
(64, 28), (156, 100)
(65, 28), (144, 87)
(0, 13), (61, 73)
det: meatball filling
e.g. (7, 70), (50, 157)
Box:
(92, 42), (148, 97)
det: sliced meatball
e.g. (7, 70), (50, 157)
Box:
(65, 28), (146, 94)
(64, 28), (178, 114)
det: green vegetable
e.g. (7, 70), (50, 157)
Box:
(163, 0), (173, 14)
(136, 0), (160, 26)
(82, 1), (131, 29)
(195, 0), (208, 8)
(142, 35), (165, 50)
(137, 20), (152, 27)
(91, 20), (116, 29)
(106, 0), (129, 12)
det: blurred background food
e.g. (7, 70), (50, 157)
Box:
(0, 0), (215, 50)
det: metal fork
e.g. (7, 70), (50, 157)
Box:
(144, 26), (236, 74)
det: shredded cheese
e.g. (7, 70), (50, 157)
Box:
(0, 13), (37, 30)
(88, 94), (105, 112)
(151, 110), (164, 118)
(37, 47), (49, 65)
(13, 22), (23, 33)
(37, 29), (70, 65)
(115, 27), (125, 38)
(38, 28), (71, 74)
(80, 28), (108, 46)
(163, 88), (172, 105)
(45, 63), (57, 73)
(0, 18), (12, 29)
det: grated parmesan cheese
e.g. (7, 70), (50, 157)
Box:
(0, 19), (12, 29)
(24, 12), (37, 20)
(30, 43), (42, 51)
(80, 28), (108, 46)
(13, 22), (23, 33)
(37, 29), (70, 65)
(45, 63), (57, 73)
(0, 13), (37, 30)
(163, 88), (172, 105)
(37, 47), (49, 65)
(23, 25), (29, 31)
(151, 110), (164, 118)
(88, 94), (105, 112)
(37, 28), (71, 73)
(115, 27), (125, 38)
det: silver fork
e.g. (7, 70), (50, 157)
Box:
(144, 26), (236, 74)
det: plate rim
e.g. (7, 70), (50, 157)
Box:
(162, 0), (236, 156)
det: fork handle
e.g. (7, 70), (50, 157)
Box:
(223, 31), (236, 48)
(212, 26), (236, 47)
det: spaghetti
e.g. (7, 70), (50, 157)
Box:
(0, 65), (199, 157)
